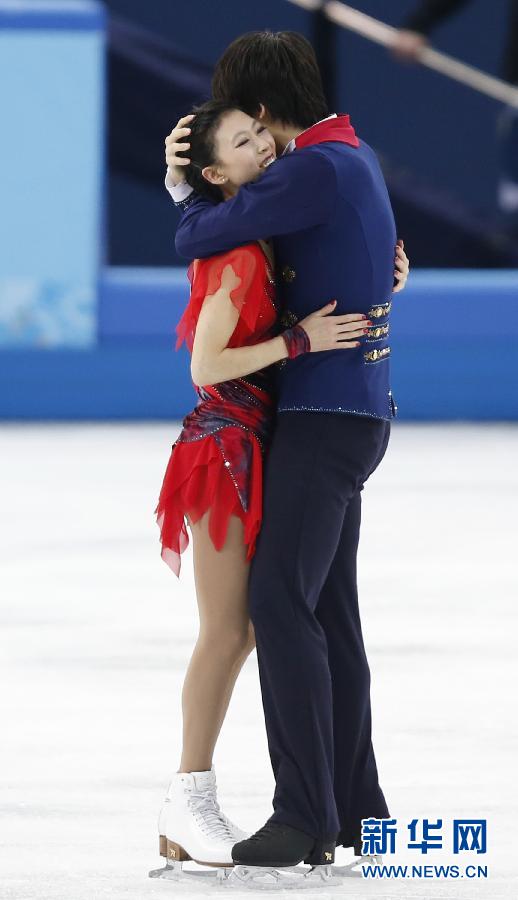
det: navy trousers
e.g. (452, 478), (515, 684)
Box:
(248, 411), (391, 848)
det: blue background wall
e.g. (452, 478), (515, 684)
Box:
(0, 0), (105, 346)
(107, 0), (510, 269)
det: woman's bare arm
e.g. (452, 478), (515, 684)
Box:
(190, 265), (369, 388)
(191, 284), (286, 387)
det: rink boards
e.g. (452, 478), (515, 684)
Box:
(0, 268), (517, 420)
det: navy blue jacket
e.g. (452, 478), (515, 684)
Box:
(175, 135), (398, 421)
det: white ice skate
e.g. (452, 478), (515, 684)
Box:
(149, 765), (248, 883)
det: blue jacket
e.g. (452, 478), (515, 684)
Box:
(175, 135), (398, 421)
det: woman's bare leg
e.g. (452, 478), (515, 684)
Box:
(178, 510), (256, 773)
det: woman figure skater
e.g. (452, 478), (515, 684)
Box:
(154, 100), (408, 871)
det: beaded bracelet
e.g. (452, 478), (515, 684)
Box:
(281, 324), (311, 359)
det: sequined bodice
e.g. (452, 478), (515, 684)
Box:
(174, 244), (280, 509)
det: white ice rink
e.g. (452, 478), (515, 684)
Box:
(1, 422), (516, 899)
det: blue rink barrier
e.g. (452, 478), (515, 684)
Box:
(1, 269), (517, 421)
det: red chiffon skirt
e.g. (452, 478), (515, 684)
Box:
(154, 428), (264, 578)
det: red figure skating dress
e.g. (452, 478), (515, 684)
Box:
(155, 242), (279, 576)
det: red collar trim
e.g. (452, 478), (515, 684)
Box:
(294, 114), (360, 150)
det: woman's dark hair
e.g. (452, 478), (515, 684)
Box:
(177, 100), (238, 204)
(212, 31), (329, 129)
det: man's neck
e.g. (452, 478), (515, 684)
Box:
(270, 115), (335, 155)
(270, 124), (305, 156)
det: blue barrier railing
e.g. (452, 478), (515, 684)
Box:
(1, 268), (516, 421)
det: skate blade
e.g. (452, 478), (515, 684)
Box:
(226, 864), (344, 891)
(282, 864), (345, 886)
(331, 854), (384, 878)
(149, 859), (233, 883)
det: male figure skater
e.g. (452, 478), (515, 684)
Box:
(165, 31), (407, 869)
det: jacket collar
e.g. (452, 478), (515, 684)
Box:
(282, 114), (360, 155)
(294, 113), (360, 150)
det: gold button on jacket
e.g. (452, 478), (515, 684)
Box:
(282, 265), (296, 284)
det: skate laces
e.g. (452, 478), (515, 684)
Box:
(248, 820), (280, 844)
(188, 788), (235, 840)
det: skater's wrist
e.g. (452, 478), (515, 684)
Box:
(281, 324), (311, 359)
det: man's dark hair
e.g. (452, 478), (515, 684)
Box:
(212, 31), (329, 129)
(176, 99), (237, 204)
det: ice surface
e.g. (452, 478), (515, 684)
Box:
(1, 422), (516, 899)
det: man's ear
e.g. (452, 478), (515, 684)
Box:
(257, 104), (275, 128)
(201, 165), (227, 186)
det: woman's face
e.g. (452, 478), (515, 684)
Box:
(202, 109), (276, 197)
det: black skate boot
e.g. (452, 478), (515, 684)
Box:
(231, 818), (336, 868)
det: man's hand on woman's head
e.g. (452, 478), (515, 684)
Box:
(165, 114), (195, 184)
(393, 239), (410, 293)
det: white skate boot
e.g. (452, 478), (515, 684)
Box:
(149, 765), (248, 882)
